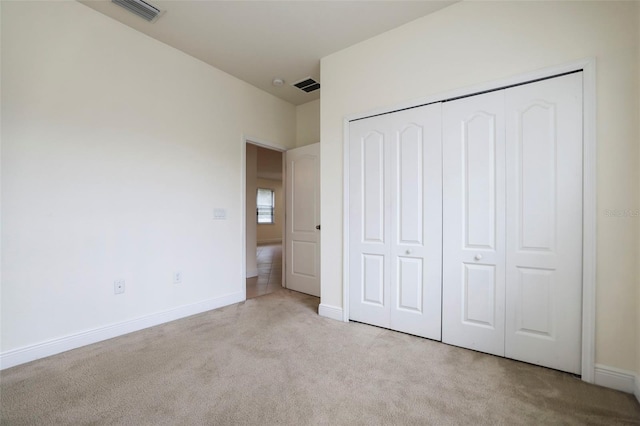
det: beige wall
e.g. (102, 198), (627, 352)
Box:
(256, 145), (283, 180)
(321, 1), (639, 372)
(296, 99), (320, 147)
(637, 2), (640, 386)
(256, 178), (284, 244)
(1, 1), (296, 353)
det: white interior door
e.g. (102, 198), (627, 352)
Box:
(349, 104), (442, 340)
(504, 73), (583, 374)
(442, 90), (507, 356)
(285, 143), (320, 297)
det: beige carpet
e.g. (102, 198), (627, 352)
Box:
(1, 288), (639, 425)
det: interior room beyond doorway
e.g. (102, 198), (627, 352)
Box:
(246, 143), (284, 299)
(246, 243), (283, 299)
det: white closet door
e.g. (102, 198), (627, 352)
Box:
(442, 91), (506, 356)
(389, 105), (442, 339)
(349, 118), (391, 329)
(504, 73), (583, 374)
(349, 104), (442, 340)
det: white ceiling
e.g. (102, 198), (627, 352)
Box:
(80, 0), (456, 105)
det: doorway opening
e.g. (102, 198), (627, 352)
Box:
(247, 243), (283, 299)
(246, 142), (284, 299)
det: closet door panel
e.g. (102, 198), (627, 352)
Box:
(463, 264), (497, 327)
(465, 114), (498, 250)
(397, 257), (423, 312)
(362, 254), (385, 306)
(505, 72), (583, 374)
(349, 123), (391, 328)
(349, 104), (442, 340)
(389, 104), (442, 340)
(442, 91), (506, 356)
(397, 124), (424, 245)
(362, 133), (386, 243)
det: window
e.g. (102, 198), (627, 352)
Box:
(257, 188), (275, 224)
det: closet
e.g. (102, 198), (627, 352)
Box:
(349, 103), (443, 341)
(348, 72), (583, 374)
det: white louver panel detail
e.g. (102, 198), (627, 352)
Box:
(112, 0), (163, 22)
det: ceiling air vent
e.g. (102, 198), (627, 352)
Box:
(112, 0), (163, 22)
(292, 77), (320, 93)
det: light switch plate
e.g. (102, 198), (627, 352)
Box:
(213, 208), (227, 220)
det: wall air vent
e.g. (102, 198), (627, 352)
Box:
(292, 77), (320, 93)
(112, 0), (163, 22)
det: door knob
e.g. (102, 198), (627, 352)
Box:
(474, 254), (483, 261)
(405, 249), (412, 255)
(315, 225), (321, 230)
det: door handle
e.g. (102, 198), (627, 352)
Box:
(474, 254), (483, 261)
(315, 225), (321, 230)
(405, 249), (412, 255)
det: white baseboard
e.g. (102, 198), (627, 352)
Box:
(0, 291), (244, 370)
(594, 364), (637, 393)
(246, 268), (258, 278)
(318, 303), (344, 321)
(635, 375), (640, 404)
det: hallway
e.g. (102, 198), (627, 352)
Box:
(246, 243), (282, 299)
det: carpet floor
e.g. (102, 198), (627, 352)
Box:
(1, 288), (639, 425)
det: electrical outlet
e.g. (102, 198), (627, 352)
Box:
(173, 271), (182, 284)
(114, 279), (125, 295)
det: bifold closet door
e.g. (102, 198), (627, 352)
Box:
(349, 103), (442, 340)
(504, 73), (583, 374)
(443, 72), (583, 373)
(442, 90), (507, 357)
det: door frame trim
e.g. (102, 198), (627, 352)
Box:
(242, 135), (287, 300)
(341, 58), (597, 383)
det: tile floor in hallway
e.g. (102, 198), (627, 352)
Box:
(247, 243), (282, 299)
